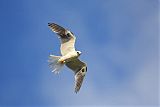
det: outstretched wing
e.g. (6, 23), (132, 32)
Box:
(66, 59), (87, 93)
(48, 23), (76, 56)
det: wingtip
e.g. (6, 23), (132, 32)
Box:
(74, 90), (78, 94)
(74, 87), (80, 94)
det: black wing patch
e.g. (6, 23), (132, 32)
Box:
(48, 23), (69, 39)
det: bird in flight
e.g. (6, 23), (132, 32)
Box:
(48, 23), (87, 93)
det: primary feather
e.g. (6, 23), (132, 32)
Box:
(48, 23), (76, 56)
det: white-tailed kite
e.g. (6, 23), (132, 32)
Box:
(48, 23), (87, 93)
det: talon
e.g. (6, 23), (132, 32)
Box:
(60, 60), (65, 64)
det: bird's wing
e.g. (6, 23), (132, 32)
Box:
(66, 59), (87, 93)
(48, 23), (76, 56)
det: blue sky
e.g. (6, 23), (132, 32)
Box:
(0, 0), (159, 106)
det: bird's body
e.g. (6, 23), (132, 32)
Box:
(48, 23), (87, 93)
(58, 51), (79, 63)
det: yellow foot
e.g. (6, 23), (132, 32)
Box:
(60, 60), (65, 64)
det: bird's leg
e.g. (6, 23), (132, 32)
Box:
(60, 60), (65, 64)
(58, 53), (75, 64)
(58, 58), (66, 64)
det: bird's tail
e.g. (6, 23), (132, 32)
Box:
(48, 55), (64, 74)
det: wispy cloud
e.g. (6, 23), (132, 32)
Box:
(39, 0), (158, 106)
(0, 0), (158, 106)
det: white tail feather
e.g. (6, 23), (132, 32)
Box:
(48, 55), (64, 74)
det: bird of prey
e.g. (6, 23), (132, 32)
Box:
(48, 23), (87, 93)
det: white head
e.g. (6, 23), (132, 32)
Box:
(76, 51), (82, 56)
